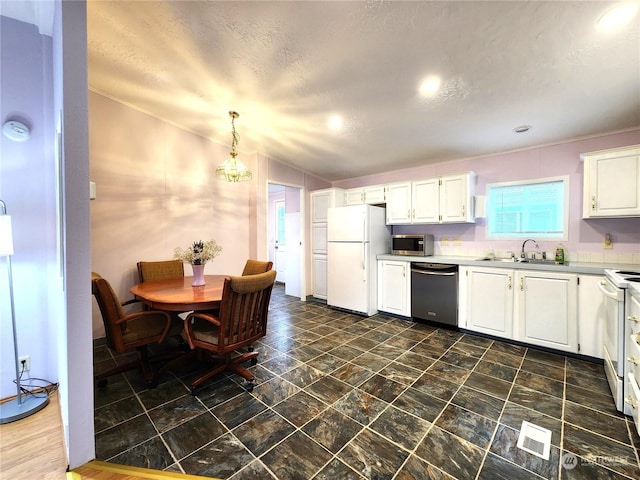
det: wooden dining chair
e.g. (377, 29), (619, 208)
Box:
(180, 269), (277, 394)
(91, 274), (176, 387)
(136, 259), (188, 332)
(241, 259), (273, 276)
(137, 259), (184, 283)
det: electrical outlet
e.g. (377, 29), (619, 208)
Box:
(441, 237), (449, 246)
(18, 355), (30, 372)
(453, 237), (462, 246)
(603, 233), (613, 250)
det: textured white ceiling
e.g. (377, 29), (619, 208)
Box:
(15, 1), (640, 181)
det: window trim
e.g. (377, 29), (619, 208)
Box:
(485, 175), (570, 241)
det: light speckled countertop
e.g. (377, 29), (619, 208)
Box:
(377, 254), (640, 276)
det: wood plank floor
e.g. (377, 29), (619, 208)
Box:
(70, 461), (209, 480)
(1, 392), (208, 480)
(0, 392), (68, 479)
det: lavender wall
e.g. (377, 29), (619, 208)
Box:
(334, 130), (640, 262)
(0, 16), (56, 402)
(89, 92), (331, 334)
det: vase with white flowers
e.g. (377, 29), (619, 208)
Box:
(174, 239), (222, 286)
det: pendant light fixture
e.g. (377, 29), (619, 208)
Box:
(215, 111), (252, 183)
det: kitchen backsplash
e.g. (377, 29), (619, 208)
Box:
(434, 244), (640, 265)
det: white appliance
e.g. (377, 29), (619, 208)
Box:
(601, 268), (640, 414)
(327, 204), (390, 316)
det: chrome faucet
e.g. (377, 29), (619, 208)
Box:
(520, 238), (538, 260)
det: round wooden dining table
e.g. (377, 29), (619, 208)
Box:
(130, 275), (227, 312)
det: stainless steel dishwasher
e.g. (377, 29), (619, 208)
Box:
(411, 262), (458, 326)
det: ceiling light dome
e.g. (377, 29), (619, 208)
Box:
(597, 2), (639, 32)
(419, 76), (442, 97)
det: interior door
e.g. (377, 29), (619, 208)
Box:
(285, 212), (301, 297)
(274, 199), (286, 283)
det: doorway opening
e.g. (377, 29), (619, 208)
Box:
(267, 183), (304, 300)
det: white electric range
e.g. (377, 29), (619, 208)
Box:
(602, 268), (640, 418)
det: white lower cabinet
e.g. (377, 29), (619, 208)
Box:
(461, 266), (579, 353)
(378, 260), (411, 317)
(515, 270), (578, 353)
(576, 275), (606, 358)
(462, 267), (514, 339)
(312, 255), (328, 299)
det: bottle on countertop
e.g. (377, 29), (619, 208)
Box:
(555, 243), (565, 265)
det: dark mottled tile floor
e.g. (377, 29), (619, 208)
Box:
(94, 284), (640, 479)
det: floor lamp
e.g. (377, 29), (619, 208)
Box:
(0, 200), (49, 423)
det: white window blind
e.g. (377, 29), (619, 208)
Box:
(487, 176), (569, 240)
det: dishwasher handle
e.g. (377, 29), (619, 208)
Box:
(411, 269), (457, 276)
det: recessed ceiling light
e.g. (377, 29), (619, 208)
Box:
(327, 114), (343, 131)
(597, 2), (639, 32)
(419, 76), (442, 97)
(513, 125), (532, 134)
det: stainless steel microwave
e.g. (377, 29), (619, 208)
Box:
(391, 234), (434, 256)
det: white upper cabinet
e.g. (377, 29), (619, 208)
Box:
(582, 145), (640, 218)
(386, 172), (475, 224)
(413, 178), (440, 223)
(344, 185), (386, 205)
(311, 188), (344, 223)
(440, 173), (475, 223)
(385, 182), (412, 223)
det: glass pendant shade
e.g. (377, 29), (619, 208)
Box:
(215, 155), (252, 183)
(216, 111), (252, 183)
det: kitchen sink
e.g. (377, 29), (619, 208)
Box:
(475, 257), (562, 265)
(517, 258), (561, 265)
(475, 257), (516, 262)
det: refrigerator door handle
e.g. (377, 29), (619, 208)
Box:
(362, 242), (366, 281)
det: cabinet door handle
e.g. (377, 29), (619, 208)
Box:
(592, 196), (596, 210)
(507, 276), (512, 289)
(408, 209), (411, 220)
(629, 315), (639, 323)
(625, 396), (637, 409)
(462, 205), (465, 217)
(628, 355), (639, 366)
(520, 277), (524, 291)
(402, 265), (406, 277)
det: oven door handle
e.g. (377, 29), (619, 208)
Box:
(598, 279), (624, 301)
(411, 269), (457, 276)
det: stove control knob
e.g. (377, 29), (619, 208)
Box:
(628, 315), (639, 323)
(628, 356), (639, 366)
(625, 396), (637, 409)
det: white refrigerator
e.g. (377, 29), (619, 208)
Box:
(327, 204), (390, 316)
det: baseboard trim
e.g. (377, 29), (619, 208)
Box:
(69, 460), (216, 480)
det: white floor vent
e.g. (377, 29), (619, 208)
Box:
(517, 421), (552, 460)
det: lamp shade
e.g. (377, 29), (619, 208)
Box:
(215, 157), (253, 183)
(0, 215), (13, 256)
